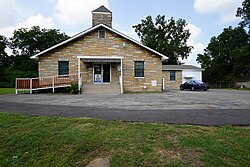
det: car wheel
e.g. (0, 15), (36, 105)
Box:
(180, 86), (184, 90)
(191, 86), (195, 91)
(203, 89), (207, 91)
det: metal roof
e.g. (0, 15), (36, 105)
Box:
(92, 5), (111, 13)
(162, 65), (204, 71)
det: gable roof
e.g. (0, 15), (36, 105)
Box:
(92, 5), (111, 13)
(162, 65), (204, 71)
(30, 24), (168, 60)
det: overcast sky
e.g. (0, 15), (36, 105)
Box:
(0, 0), (243, 66)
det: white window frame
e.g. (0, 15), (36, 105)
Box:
(170, 71), (176, 82)
(98, 30), (106, 39)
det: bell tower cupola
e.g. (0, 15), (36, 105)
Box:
(92, 5), (112, 28)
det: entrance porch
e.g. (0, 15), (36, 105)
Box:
(77, 56), (124, 94)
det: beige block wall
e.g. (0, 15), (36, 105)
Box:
(162, 70), (182, 90)
(38, 29), (163, 92)
(111, 63), (120, 84)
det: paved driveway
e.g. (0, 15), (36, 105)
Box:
(0, 89), (249, 126)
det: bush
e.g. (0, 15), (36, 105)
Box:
(67, 83), (80, 94)
(0, 82), (13, 88)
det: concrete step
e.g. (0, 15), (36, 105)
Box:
(82, 84), (120, 94)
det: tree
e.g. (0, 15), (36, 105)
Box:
(10, 26), (69, 57)
(232, 44), (250, 81)
(197, 26), (250, 82)
(3, 26), (70, 86)
(133, 15), (192, 64)
(0, 35), (10, 83)
(236, 0), (250, 34)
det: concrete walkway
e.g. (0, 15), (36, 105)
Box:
(0, 89), (250, 126)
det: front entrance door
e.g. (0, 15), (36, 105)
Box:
(94, 64), (102, 83)
(103, 64), (110, 83)
(93, 63), (111, 84)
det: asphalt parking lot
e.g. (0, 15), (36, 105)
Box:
(0, 89), (249, 110)
(0, 89), (249, 126)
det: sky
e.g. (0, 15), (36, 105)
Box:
(0, 0), (244, 66)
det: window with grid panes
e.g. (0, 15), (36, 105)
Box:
(134, 61), (144, 77)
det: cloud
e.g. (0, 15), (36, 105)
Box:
(0, 14), (54, 37)
(0, 0), (19, 28)
(17, 14), (54, 29)
(194, 0), (242, 23)
(181, 42), (205, 67)
(181, 23), (205, 67)
(185, 23), (202, 45)
(55, 0), (109, 26)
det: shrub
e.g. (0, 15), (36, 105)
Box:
(67, 83), (80, 94)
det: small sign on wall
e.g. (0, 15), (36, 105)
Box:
(151, 80), (157, 86)
(94, 74), (102, 83)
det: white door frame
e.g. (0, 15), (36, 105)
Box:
(77, 56), (124, 94)
(93, 63), (111, 84)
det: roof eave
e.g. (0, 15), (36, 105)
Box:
(30, 24), (168, 60)
(100, 24), (168, 60)
(30, 24), (104, 59)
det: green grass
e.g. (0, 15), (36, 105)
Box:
(238, 87), (250, 90)
(0, 112), (249, 167)
(0, 88), (15, 95)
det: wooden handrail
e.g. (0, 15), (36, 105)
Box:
(15, 73), (82, 94)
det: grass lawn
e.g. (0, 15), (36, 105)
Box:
(0, 88), (15, 95)
(0, 113), (249, 167)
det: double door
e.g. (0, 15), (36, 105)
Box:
(93, 64), (111, 84)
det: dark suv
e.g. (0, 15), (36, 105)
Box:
(180, 80), (209, 91)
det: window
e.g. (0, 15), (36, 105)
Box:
(98, 30), (106, 39)
(134, 61), (144, 77)
(170, 71), (176, 81)
(58, 61), (69, 75)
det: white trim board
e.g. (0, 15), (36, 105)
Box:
(77, 56), (124, 59)
(92, 12), (111, 15)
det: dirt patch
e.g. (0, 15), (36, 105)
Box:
(156, 148), (203, 166)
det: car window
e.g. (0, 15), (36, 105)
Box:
(194, 80), (204, 84)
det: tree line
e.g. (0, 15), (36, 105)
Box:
(0, 26), (69, 87)
(133, 0), (250, 83)
(196, 0), (250, 82)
